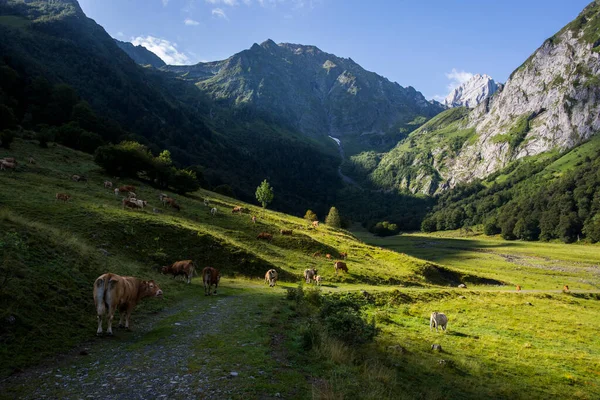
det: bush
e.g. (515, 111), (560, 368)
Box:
(319, 295), (376, 346)
(372, 221), (399, 237)
(421, 217), (437, 233)
(483, 218), (501, 236)
(304, 210), (318, 222)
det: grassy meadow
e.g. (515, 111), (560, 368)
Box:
(1, 139), (600, 398)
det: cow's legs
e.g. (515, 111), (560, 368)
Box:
(96, 314), (103, 335)
(125, 307), (133, 330)
(214, 282), (218, 295)
(106, 306), (116, 335)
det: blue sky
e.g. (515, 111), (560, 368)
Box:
(78, 0), (591, 100)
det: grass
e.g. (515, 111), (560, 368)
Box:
(2, 139), (600, 398)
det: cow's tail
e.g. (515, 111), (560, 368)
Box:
(94, 276), (108, 316)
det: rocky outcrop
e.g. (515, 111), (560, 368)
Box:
(444, 74), (500, 108)
(370, 1), (600, 195)
(114, 39), (166, 68)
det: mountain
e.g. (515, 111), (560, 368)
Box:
(354, 1), (600, 195)
(114, 39), (165, 68)
(162, 39), (444, 154)
(0, 0), (341, 216)
(444, 74), (500, 108)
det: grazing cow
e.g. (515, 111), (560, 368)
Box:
(0, 160), (16, 170)
(119, 185), (136, 193)
(280, 229), (293, 236)
(202, 267), (220, 296)
(131, 199), (147, 209)
(104, 181), (113, 188)
(162, 197), (180, 211)
(122, 198), (143, 210)
(232, 206), (244, 214)
(204, 198), (210, 207)
(251, 216), (257, 224)
(312, 221), (319, 228)
(339, 252), (348, 260)
(314, 275), (322, 286)
(265, 269), (278, 287)
(127, 192), (137, 199)
(93, 273), (163, 335)
(303, 268), (317, 284)
(2, 157), (16, 163)
(114, 188), (120, 196)
(28, 157), (35, 164)
(458, 283), (467, 289)
(430, 312), (448, 332)
(257, 232), (273, 241)
(516, 285), (522, 292)
(159, 193), (168, 202)
(55, 193), (71, 202)
(334, 261), (348, 275)
(161, 260), (197, 284)
(210, 207), (218, 216)
(563, 285), (570, 292)
(325, 254), (332, 260)
(313, 251), (322, 258)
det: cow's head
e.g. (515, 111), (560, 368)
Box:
(142, 280), (163, 298)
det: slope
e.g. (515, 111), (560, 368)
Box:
(0, 139), (479, 377)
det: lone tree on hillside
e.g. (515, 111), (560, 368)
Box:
(325, 206), (341, 228)
(255, 179), (274, 208)
(304, 210), (318, 222)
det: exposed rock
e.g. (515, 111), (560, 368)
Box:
(444, 74), (499, 108)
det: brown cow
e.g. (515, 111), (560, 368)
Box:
(265, 269), (278, 287)
(325, 254), (332, 260)
(280, 229), (293, 235)
(232, 206), (244, 214)
(251, 216), (257, 224)
(314, 275), (322, 286)
(516, 285), (522, 291)
(257, 232), (273, 241)
(313, 251), (322, 258)
(162, 197), (180, 211)
(93, 273), (163, 335)
(202, 267), (220, 296)
(563, 285), (570, 292)
(119, 185), (136, 193)
(312, 221), (319, 228)
(340, 252), (348, 260)
(161, 260), (197, 284)
(56, 193), (71, 202)
(334, 261), (348, 275)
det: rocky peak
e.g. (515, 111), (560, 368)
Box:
(444, 74), (499, 108)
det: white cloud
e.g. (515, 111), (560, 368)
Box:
(131, 36), (191, 65)
(206, 0), (239, 5)
(162, 0), (169, 6)
(184, 18), (200, 25)
(116, 31), (124, 37)
(432, 94), (446, 102)
(211, 8), (229, 20)
(445, 68), (474, 92)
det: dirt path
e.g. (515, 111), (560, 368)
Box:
(0, 287), (302, 400)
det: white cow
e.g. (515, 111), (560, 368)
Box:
(303, 268), (317, 284)
(265, 269), (278, 287)
(210, 207), (217, 216)
(430, 312), (448, 332)
(204, 198), (210, 206)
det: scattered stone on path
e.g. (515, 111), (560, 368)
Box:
(230, 371), (239, 377)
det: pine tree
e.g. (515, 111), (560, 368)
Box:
(325, 206), (341, 228)
(255, 179), (274, 208)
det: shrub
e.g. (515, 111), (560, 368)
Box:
(372, 221), (399, 237)
(325, 206), (341, 228)
(319, 295), (376, 346)
(421, 217), (437, 233)
(304, 210), (318, 222)
(484, 218), (501, 236)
